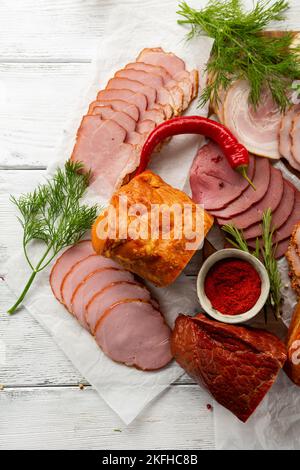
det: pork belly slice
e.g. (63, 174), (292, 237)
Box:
(49, 240), (94, 303)
(94, 300), (172, 370)
(70, 115), (141, 197)
(291, 114), (300, 165)
(171, 313), (286, 422)
(86, 281), (151, 333)
(88, 99), (140, 121)
(223, 80), (282, 159)
(97, 89), (147, 115)
(210, 156), (270, 219)
(243, 180), (295, 240)
(217, 166), (284, 229)
(60, 254), (121, 310)
(190, 141), (255, 211)
(279, 105), (300, 171)
(71, 268), (134, 330)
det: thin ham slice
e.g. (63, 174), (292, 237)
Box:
(217, 167), (284, 229)
(190, 141), (255, 211)
(274, 238), (289, 259)
(223, 80), (282, 159)
(71, 268), (134, 330)
(273, 191), (300, 243)
(279, 105), (300, 170)
(106, 77), (156, 109)
(49, 241), (94, 303)
(61, 254), (121, 310)
(210, 156), (270, 219)
(94, 300), (172, 370)
(90, 106), (136, 133)
(86, 281), (151, 333)
(70, 116), (140, 196)
(97, 89), (147, 115)
(291, 114), (300, 165)
(88, 99), (140, 121)
(243, 181), (295, 240)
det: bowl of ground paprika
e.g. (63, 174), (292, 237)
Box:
(197, 249), (270, 324)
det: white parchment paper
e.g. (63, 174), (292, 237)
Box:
(5, 0), (213, 425)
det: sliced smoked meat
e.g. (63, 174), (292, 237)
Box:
(243, 180), (295, 240)
(171, 313), (286, 422)
(217, 166), (284, 229)
(97, 89), (147, 115)
(223, 80), (282, 159)
(90, 106), (136, 133)
(210, 156), (270, 219)
(86, 281), (151, 333)
(61, 254), (121, 310)
(137, 47), (185, 80)
(291, 114), (300, 165)
(274, 238), (289, 259)
(88, 99), (140, 121)
(71, 268), (134, 330)
(273, 191), (300, 243)
(279, 104), (300, 171)
(286, 243), (300, 294)
(291, 222), (300, 256)
(189, 141), (255, 211)
(70, 116), (140, 196)
(136, 119), (156, 134)
(126, 61), (173, 83)
(49, 241), (94, 303)
(106, 77), (156, 109)
(94, 300), (172, 370)
(115, 68), (183, 114)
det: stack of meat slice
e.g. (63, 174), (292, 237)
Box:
(286, 223), (300, 296)
(190, 141), (300, 259)
(70, 47), (198, 198)
(50, 240), (172, 371)
(279, 104), (300, 171)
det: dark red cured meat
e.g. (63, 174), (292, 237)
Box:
(274, 190), (300, 243)
(171, 313), (287, 422)
(247, 236), (290, 259)
(210, 156), (270, 219)
(243, 180), (295, 240)
(189, 142), (255, 211)
(217, 166), (284, 229)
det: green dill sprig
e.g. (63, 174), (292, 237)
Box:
(177, 0), (300, 111)
(222, 208), (282, 319)
(7, 161), (99, 314)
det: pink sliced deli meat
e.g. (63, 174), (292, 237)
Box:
(95, 300), (172, 370)
(210, 156), (270, 219)
(291, 114), (300, 165)
(279, 104), (300, 171)
(136, 48), (186, 79)
(71, 269), (135, 330)
(126, 61), (173, 84)
(50, 240), (94, 303)
(190, 141), (255, 211)
(90, 106), (136, 133)
(106, 77), (156, 109)
(243, 180), (295, 240)
(97, 89), (147, 115)
(86, 281), (151, 333)
(88, 99), (140, 121)
(217, 166), (284, 229)
(61, 254), (122, 310)
(273, 190), (300, 243)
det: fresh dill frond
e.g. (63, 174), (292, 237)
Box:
(8, 161), (99, 314)
(222, 208), (282, 319)
(177, 0), (300, 111)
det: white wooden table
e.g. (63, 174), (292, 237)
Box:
(0, 0), (300, 450)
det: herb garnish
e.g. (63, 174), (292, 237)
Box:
(177, 0), (300, 111)
(222, 209), (282, 319)
(7, 162), (98, 314)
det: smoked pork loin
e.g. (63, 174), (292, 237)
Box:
(70, 48), (198, 199)
(171, 313), (287, 422)
(50, 241), (172, 370)
(284, 301), (300, 387)
(92, 171), (214, 287)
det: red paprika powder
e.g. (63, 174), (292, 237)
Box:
(204, 258), (261, 316)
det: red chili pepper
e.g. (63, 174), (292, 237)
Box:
(135, 116), (255, 189)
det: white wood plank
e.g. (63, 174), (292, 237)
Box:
(0, 63), (90, 168)
(0, 0), (299, 62)
(0, 169), (195, 386)
(0, 385), (214, 450)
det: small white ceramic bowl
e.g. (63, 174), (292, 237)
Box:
(197, 249), (270, 324)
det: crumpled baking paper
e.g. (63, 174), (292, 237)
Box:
(5, 0), (214, 425)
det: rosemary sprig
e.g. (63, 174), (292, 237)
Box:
(222, 209), (282, 319)
(7, 162), (98, 314)
(177, 0), (300, 111)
